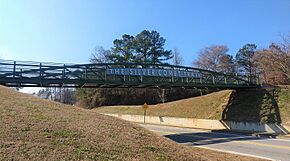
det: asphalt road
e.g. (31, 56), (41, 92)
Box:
(140, 124), (290, 161)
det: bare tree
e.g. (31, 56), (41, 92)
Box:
(268, 43), (289, 83)
(37, 88), (51, 99)
(61, 88), (76, 104)
(254, 33), (290, 85)
(276, 33), (290, 81)
(193, 45), (235, 73)
(90, 46), (111, 63)
(157, 88), (166, 103)
(172, 48), (183, 65)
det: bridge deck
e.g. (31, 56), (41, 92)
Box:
(0, 59), (259, 89)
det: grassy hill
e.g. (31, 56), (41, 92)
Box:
(95, 90), (234, 120)
(95, 87), (290, 125)
(0, 86), (260, 161)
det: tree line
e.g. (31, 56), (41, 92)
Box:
(41, 30), (289, 107)
(92, 30), (290, 85)
(194, 35), (290, 85)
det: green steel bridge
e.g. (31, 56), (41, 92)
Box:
(0, 59), (260, 89)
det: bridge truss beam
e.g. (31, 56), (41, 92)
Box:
(0, 59), (260, 89)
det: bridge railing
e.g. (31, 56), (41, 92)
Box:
(0, 59), (259, 88)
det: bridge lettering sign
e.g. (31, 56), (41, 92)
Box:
(106, 68), (202, 78)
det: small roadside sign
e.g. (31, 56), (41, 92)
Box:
(143, 103), (149, 123)
(143, 103), (149, 110)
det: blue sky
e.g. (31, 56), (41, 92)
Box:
(0, 0), (289, 65)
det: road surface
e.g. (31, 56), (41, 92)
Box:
(140, 124), (290, 161)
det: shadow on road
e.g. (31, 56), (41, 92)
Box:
(164, 132), (266, 146)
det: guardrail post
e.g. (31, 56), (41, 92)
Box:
(20, 69), (22, 78)
(199, 73), (203, 84)
(123, 65), (126, 82)
(171, 67), (174, 83)
(39, 63), (42, 86)
(62, 64), (65, 80)
(39, 63), (42, 77)
(104, 65), (107, 81)
(140, 75), (143, 82)
(235, 73), (239, 85)
(13, 61), (16, 80)
(19, 69), (22, 87)
(85, 65), (88, 81)
(256, 75), (260, 85)
(224, 76), (227, 85)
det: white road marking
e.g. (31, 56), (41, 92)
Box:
(146, 127), (290, 160)
(194, 146), (274, 161)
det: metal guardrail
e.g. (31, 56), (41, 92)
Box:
(0, 59), (260, 88)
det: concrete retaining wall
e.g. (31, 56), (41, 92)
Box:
(223, 121), (289, 134)
(103, 113), (289, 134)
(104, 113), (226, 130)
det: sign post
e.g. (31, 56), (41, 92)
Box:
(143, 103), (149, 123)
